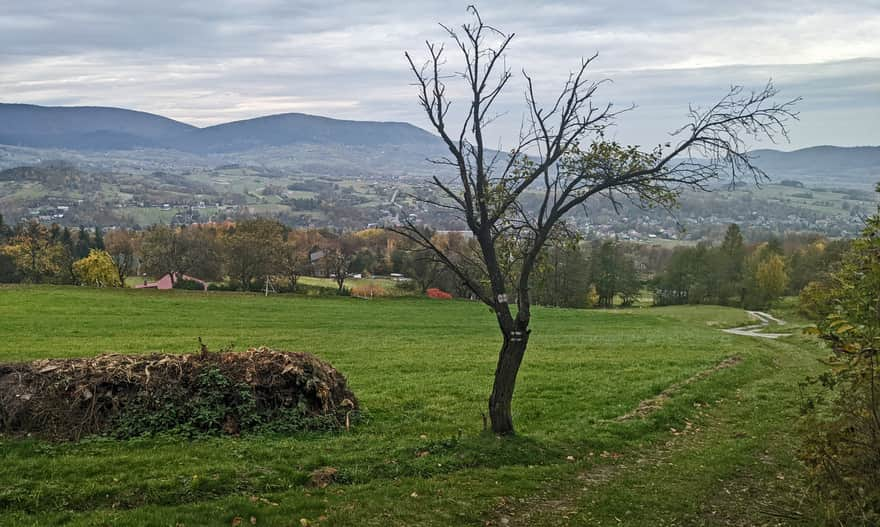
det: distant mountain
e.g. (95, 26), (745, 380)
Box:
(0, 103), (440, 154)
(0, 103), (196, 150)
(180, 113), (441, 153)
(752, 145), (880, 174)
(0, 103), (877, 187)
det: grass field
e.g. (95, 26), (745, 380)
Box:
(299, 276), (411, 297)
(0, 286), (827, 526)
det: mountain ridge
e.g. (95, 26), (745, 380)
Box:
(751, 145), (880, 177)
(0, 103), (877, 187)
(0, 103), (440, 153)
(2, 102), (877, 156)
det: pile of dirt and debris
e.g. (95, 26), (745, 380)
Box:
(0, 346), (358, 440)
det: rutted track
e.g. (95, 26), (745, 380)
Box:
(722, 311), (790, 339)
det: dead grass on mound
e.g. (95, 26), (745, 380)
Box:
(0, 346), (358, 441)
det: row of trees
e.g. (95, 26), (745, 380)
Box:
(0, 213), (118, 286)
(0, 217), (383, 292)
(2, 211), (844, 314)
(2, 212), (647, 305)
(135, 221), (472, 294)
(529, 239), (640, 308)
(651, 224), (848, 309)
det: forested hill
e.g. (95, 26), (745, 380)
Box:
(0, 103), (877, 188)
(751, 145), (880, 188)
(0, 104), (195, 150)
(0, 103), (440, 153)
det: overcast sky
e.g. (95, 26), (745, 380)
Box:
(1, 1), (878, 150)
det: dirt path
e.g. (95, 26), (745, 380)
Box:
(722, 311), (790, 339)
(488, 358), (745, 527)
(486, 311), (807, 526)
(487, 380), (805, 527)
(488, 404), (731, 527)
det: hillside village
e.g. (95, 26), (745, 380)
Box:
(5, 159), (874, 243)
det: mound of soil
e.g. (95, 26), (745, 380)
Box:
(0, 347), (357, 441)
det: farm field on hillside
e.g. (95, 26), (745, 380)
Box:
(0, 286), (825, 526)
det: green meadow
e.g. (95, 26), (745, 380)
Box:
(0, 286), (825, 526)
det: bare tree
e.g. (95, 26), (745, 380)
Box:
(105, 228), (138, 286)
(278, 236), (309, 292)
(322, 234), (360, 294)
(395, 7), (799, 435)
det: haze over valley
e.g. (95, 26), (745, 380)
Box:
(1, 102), (877, 242)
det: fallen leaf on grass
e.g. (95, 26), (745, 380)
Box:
(249, 496), (279, 506)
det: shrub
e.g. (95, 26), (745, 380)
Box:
(173, 277), (206, 291)
(798, 280), (834, 320)
(800, 194), (880, 525)
(801, 316), (880, 526)
(294, 283), (350, 297)
(426, 288), (452, 300)
(207, 282), (238, 292)
(396, 279), (421, 293)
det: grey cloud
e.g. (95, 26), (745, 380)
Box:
(0, 1), (878, 149)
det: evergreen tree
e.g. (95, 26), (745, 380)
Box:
(60, 227), (73, 249)
(93, 226), (105, 251)
(58, 227), (78, 284)
(75, 226), (91, 259)
(719, 224), (746, 303)
(720, 224), (744, 260)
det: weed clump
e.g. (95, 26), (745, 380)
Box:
(0, 346), (358, 440)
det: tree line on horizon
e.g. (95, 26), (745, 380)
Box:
(0, 213), (638, 303)
(0, 212), (847, 311)
(650, 224), (850, 310)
